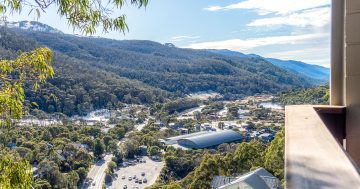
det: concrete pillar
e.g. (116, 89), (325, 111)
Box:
(331, 0), (345, 106)
(344, 0), (360, 166)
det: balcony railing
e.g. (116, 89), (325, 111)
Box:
(285, 105), (360, 189)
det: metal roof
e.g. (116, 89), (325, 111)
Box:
(217, 168), (281, 189)
(177, 130), (243, 149)
(163, 131), (210, 145)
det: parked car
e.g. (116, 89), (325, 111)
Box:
(123, 185), (127, 189)
(138, 180), (142, 184)
(141, 172), (145, 176)
(133, 175), (136, 179)
(122, 175), (126, 179)
(143, 178), (147, 183)
(128, 176), (132, 181)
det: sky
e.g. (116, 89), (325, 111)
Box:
(7, 0), (331, 67)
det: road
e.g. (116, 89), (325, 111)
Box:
(134, 118), (150, 131)
(107, 157), (164, 189)
(82, 154), (114, 189)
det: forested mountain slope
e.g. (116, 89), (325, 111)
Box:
(1, 22), (312, 115)
(0, 28), (170, 116)
(209, 49), (330, 85)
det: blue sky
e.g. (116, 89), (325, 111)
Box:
(8, 0), (331, 67)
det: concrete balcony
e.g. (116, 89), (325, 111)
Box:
(285, 105), (360, 188)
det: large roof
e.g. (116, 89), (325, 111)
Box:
(177, 130), (243, 149)
(163, 131), (210, 145)
(217, 168), (281, 189)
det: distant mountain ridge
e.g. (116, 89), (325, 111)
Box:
(1, 21), (63, 34)
(0, 21), (315, 115)
(207, 49), (330, 85)
(265, 58), (329, 82)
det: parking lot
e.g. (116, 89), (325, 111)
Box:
(107, 156), (164, 189)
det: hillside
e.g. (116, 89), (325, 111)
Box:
(266, 58), (329, 83)
(0, 22), (312, 115)
(0, 28), (171, 116)
(208, 49), (330, 85)
(276, 85), (329, 105)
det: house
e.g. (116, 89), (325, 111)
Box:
(194, 124), (201, 131)
(6, 142), (16, 149)
(257, 133), (274, 143)
(179, 128), (189, 135)
(168, 122), (183, 130)
(211, 168), (281, 189)
(211, 176), (237, 189)
(139, 145), (148, 156)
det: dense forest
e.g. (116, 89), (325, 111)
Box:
(276, 85), (329, 105)
(1, 23), (314, 116)
(0, 28), (171, 116)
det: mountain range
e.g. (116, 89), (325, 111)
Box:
(207, 49), (330, 84)
(0, 21), (328, 116)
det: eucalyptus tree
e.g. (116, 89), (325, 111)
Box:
(0, 0), (148, 34)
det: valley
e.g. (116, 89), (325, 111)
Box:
(11, 92), (284, 189)
(0, 21), (329, 189)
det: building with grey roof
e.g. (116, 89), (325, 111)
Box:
(211, 168), (281, 189)
(177, 130), (243, 149)
(161, 131), (210, 145)
(211, 176), (237, 189)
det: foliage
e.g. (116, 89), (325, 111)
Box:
(157, 130), (285, 188)
(264, 128), (285, 181)
(0, 156), (33, 189)
(277, 85), (329, 105)
(201, 101), (224, 115)
(0, 28), (171, 116)
(94, 138), (105, 158)
(227, 104), (239, 119)
(0, 0), (148, 34)
(0, 47), (53, 126)
(148, 146), (161, 157)
(0, 123), (125, 188)
(1, 27), (311, 116)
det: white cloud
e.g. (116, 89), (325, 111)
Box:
(184, 33), (329, 51)
(171, 35), (200, 42)
(204, 0), (330, 15)
(248, 7), (330, 27)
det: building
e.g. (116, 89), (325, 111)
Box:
(211, 176), (237, 189)
(177, 130), (243, 149)
(285, 1), (360, 188)
(139, 145), (148, 156)
(161, 131), (210, 145)
(179, 128), (189, 135)
(257, 133), (274, 143)
(211, 168), (281, 189)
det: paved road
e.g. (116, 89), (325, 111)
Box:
(107, 157), (164, 189)
(82, 154), (114, 189)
